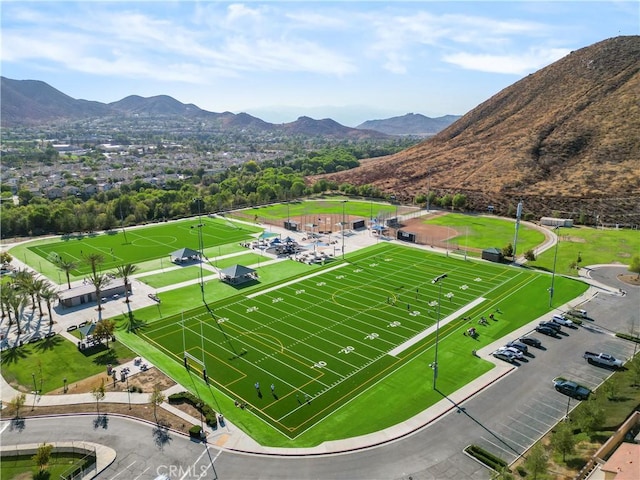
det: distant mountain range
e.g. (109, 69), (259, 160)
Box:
(0, 77), (458, 137)
(356, 113), (461, 136)
(315, 36), (640, 221)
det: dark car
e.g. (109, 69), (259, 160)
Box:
(520, 336), (542, 348)
(539, 321), (561, 332)
(535, 325), (557, 337)
(553, 378), (591, 400)
(506, 340), (528, 354)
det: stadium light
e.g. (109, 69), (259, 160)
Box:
(431, 273), (447, 390)
(549, 226), (560, 307)
(341, 200), (347, 260)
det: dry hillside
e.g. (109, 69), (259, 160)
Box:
(313, 36), (640, 223)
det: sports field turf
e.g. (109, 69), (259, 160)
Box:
(139, 242), (588, 441)
(24, 217), (261, 277)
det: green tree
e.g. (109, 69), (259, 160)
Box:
(0, 251), (12, 264)
(502, 243), (514, 258)
(9, 392), (26, 418)
(629, 254), (640, 280)
(89, 273), (111, 316)
(576, 397), (605, 436)
(149, 385), (166, 424)
(91, 379), (106, 415)
(452, 193), (467, 210)
(32, 443), (53, 473)
(94, 319), (116, 347)
(40, 282), (59, 325)
(116, 263), (138, 304)
(56, 257), (78, 289)
(524, 249), (536, 261)
(551, 421), (576, 462)
(524, 443), (548, 480)
(82, 252), (104, 278)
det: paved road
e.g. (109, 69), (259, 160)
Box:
(2, 266), (637, 479)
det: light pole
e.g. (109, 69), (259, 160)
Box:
(341, 200), (347, 260)
(125, 373), (131, 410)
(549, 226), (560, 307)
(431, 273), (447, 390)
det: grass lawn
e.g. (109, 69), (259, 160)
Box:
(9, 217), (261, 280)
(235, 197), (419, 223)
(128, 242), (587, 446)
(424, 212), (546, 254)
(527, 225), (640, 276)
(0, 334), (136, 394)
(0, 452), (91, 479)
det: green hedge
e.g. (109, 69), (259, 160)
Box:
(464, 444), (510, 472)
(615, 332), (640, 344)
(168, 391), (218, 428)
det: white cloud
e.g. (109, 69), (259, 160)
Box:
(444, 47), (571, 75)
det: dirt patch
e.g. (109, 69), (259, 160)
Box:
(47, 367), (176, 395)
(618, 274), (640, 286)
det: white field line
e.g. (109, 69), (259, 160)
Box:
(246, 263), (348, 298)
(387, 297), (486, 357)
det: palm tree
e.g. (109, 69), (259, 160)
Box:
(7, 290), (28, 335)
(89, 273), (111, 316)
(13, 268), (36, 309)
(32, 277), (47, 318)
(83, 253), (105, 278)
(40, 284), (60, 325)
(56, 258), (78, 289)
(115, 263), (138, 303)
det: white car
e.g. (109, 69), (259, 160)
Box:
(497, 346), (524, 360)
(493, 350), (517, 363)
(552, 314), (575, 327)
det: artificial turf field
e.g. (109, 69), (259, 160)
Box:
(139, 241), (588, 440)
(24, 216), (262, 276)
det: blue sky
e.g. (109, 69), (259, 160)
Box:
(2, 1), (638, 126)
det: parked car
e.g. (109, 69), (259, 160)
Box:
(497, 346), (524, 360)
(493, 350), (518, 363)
(567, 309), (588, 319)
(583, 351), (624, 368)
(552, 314), (575, 327)
(535, 325), (557, 337)
(506, 340), (528, 354)
(553, 378), (591, 400)
(539, 321), (561, 332)
(520, 337), (542, 348)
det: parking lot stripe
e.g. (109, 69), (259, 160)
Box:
(507, 415), (547, 435)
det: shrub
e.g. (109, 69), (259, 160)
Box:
(189, 425), (202, 438)
(516, 465), (527, 477)
(615, 332), (640, 344)
(464, 445), (509, 472)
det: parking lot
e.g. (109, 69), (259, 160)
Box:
(475, 313), (637, 465)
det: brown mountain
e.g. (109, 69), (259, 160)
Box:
(313, 36), (640, 223)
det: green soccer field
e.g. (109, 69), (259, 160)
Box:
(139, 242), (587, 440)
(24, 217), (261, 276)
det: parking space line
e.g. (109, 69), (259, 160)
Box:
(507, 415), (547, 435)
(497, 423), (537, 446)
(133, 467), (150, 479)
(109, 461), (136, 480)
(479, 436), (519, 462)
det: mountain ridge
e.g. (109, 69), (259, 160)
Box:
(0, 77), (455, 137)
(313, 36), (640, 221)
